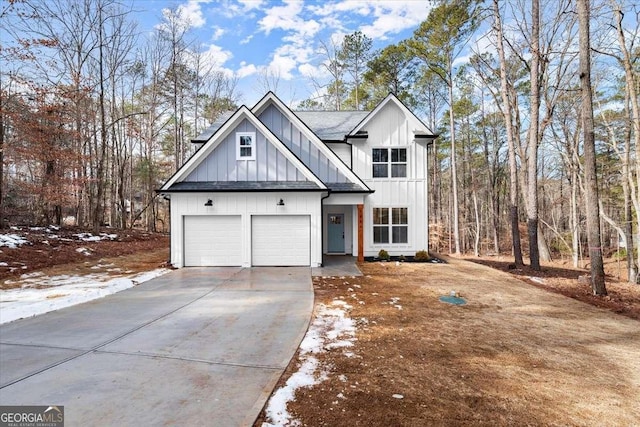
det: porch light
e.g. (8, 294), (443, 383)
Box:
(277, 198), (285, 206)
(204, 199), (213, 206)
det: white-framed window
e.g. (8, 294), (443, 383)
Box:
(236, 132), (256, 160)
(372, 148), (407, 178)
(373, 207), (408, 244)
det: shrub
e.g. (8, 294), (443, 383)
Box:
(415, 250), (430, 262)
(399, 255), (406, 262)
(378, 249), (390, 260)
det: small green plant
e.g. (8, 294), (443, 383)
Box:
(378, 249), (390, 261)
(399, 255), (406, 262)
(415, 250), (430, 262)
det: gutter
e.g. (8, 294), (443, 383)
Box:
(320, 190), (332, 267)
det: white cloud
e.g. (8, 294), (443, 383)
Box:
(198, 43), (233, 72)
(258, 0), (305, 34)
(237, 61), (258, 78)
(237, 0), (264, 10)
(240, 34), (254, 45)
(308, 0), (372, 17)
(267, 55), (297, 80)
(176, 0), (208, 28)
(357, 1), (431, 40)
(298, 62), (328, 81)
(211, 26), (225, 41)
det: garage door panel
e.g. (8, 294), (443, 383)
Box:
(252, 216), (310, 266)
(184, 216), (242, 266)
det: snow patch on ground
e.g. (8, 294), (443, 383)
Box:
(0, 234), (29, 248)
(262, 299), (357, 427)
(0, 268), (169, 324)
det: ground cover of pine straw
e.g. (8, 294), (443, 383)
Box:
(256, 257), (640, 426)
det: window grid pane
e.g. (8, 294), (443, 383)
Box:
(392, 208), (408, 224)
(373, 208), (389, 225)
(373, 164), (388, 178)
(372, 148), (388, 162)
(391, 148), (406, 162)
(392, 226), (408, 243)
(374, 226), (389, 244)
(391, 164), (406, 178)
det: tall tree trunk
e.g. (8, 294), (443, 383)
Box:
(0, 87), (5, 230)
(448, 55), (461, 255)
(527, 0), (541, 271)
(613, 4), (640, 280)
(494, 0), (523, 266)
(577, 0), (606, 295)
(93, 4), (107, 234)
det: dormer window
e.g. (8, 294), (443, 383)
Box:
(372, 148), (407, 178)
(236, 132), (256, 160)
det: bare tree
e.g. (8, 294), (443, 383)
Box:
(577, 0), (607, 295)
(493, 0), (524, 266)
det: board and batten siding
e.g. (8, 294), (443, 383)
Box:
(169, 192), (323, 267)
(326, 142), (352, 168)
(258, 104), (349, 183)
(184, 119), (307, 182)
(349, 101), (430, 256)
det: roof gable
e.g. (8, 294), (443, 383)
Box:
(348, 93), (436, 138)
(160, 106), (326, 192)
(252, 92), (371, 192)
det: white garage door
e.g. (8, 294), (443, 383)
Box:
(252, 215), (310, 266)
(184, 215), (242, 266)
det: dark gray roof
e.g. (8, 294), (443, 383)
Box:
(326, 182), (373, 193)
(192, 111), (234, 142)
(163, 181), (324, 192)
(295, 111), (370, 141)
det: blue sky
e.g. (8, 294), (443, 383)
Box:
(137, 0), (433, 106)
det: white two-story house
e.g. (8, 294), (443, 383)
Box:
(159, 92), (436, 267)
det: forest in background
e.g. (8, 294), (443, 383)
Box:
(1, 0), (639, 291)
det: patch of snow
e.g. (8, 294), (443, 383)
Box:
(392, 394), (404, 399)
(0, 262), (7, 267)
(0, 268), (169, 324)
(262, 300), (357, 427)
(0, 234), (29, 248)
(73, 232), (117, 242)
(529, 276), (545, 284)
(76, 247), (92, 256)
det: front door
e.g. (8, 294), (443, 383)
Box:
(327, 214), (345, 253)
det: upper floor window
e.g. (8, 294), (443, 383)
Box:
(236, 132), (256, 160)
(372, 148), (406, 178)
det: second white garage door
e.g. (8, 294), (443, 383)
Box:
(184, 215), (242, 266)
(252, 215), (310, 266)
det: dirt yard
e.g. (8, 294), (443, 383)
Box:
(0, 226), (169, 286)
(257, 258), (640, 426)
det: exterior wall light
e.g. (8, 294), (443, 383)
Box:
(277, 198), (285, 206)
(204, 199), (213, 206)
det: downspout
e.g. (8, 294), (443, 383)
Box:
(162, 194), (171, 266)
(320, 190), (332, 267)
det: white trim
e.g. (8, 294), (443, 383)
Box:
(372, 206), (409, 245)
(160, 106), (327, 191)
(349, 93), (434, 138)
(252, 92), (370, 192)
(372, 147), (408, 179)
(236, 131), (256, 160)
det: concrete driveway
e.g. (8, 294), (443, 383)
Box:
(0, 267), (313, 426)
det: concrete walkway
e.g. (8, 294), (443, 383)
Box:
(0, 267), (313, 426)
(312, 255), (362, 277)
